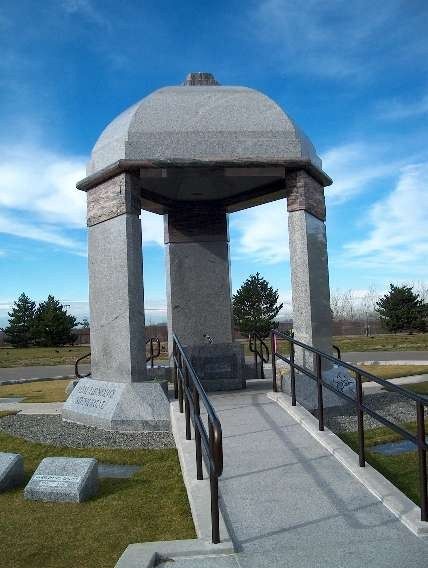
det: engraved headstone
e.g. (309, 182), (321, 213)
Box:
(0, 452), (24, 492)
(24, 457), (98, 503)
(62, 378), (170, 431)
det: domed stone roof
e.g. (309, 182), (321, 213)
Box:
(87, 74), (322, 176)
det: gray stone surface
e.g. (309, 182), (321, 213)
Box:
(65, 379), (79, 396)
(0, 397), (24, 403)
(87, 83), (322, 176)
(286, 169), (326, 221)
(0, 452), (24, 491)
(0, 414), (174, 449)
(24, 457), (98, 503)
(165, 207), (234, 354)
(88, 200), (147, 384)
(287, 206), (343, 409)
(62, 378), (170, 431)
(210, 388), (428, 568)
(184, 343), (245, 391)
(86, 173), (141, 227)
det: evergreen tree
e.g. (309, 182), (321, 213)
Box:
(32, 295), (77, 346)
(233, 272), (283, 337)
(375, 284), (427, 333)
(2, 293), (36, 347)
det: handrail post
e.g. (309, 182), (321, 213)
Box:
(253, 333), (259, 379)
(194, 385), (203, 480)
(209, 420), (220, 544)
(178, 350), (184, 414)
(416, 401), (428, 521)
(271, 332), (277, 392)
(316, 352), (324, 431)
(355, 372), (365, 467)
(173, 340), (178, 400)
(290, 341), (296, 406)
(184, 367), (191, 440)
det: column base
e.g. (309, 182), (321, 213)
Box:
(280, 365), (356, 411)
(184, 343), (246, 392)
(62, 378), (171, 432)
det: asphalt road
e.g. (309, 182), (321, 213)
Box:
(1, 351), (427, 382)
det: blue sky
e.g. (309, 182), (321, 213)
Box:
(0, 0), (427, 325)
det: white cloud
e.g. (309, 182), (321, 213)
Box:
(0, 144), (86, 227)
(141, 211), (164, 247)
(344, 163), (428, 269)
(377, 94), (428, 120)
(323, 142), (402, 204)
(231, 200), (289, 264)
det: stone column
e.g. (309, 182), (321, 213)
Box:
(87, 173), (147, 383)
(285, 171), (352, 408)
(62, 174), (170, 432)
(164, 204), (233, 352)
(165, 204), (244, 390)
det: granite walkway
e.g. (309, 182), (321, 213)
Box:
(164, 386), (428, 567)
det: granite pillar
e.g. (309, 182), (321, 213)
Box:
(285, 171), (353, 408)
(164, 204), (244, 390)
(62, 174), (170, 431)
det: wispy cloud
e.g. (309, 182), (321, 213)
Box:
(377, 93), (428, 120)
(0, 140), (165, 253)
(247, 0), (427, 80)
(141, 211), (164, 247)
(343, 162), (428, 269)
(323, 142), (400, 203)
(61, 0), (110, 29)
(231, 200), (289, 264)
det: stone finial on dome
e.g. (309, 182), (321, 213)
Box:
(183, 72), (220, 86)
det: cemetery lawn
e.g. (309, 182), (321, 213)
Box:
(333, 333), (428, 352)
(0, 433), (195, 568)
(357, 364), (428, 381)
(0, 346), (90, 367)
(340, 422), (420, 505)
(0, 379), (69, 402)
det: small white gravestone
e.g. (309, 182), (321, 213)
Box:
(24, 457), (98, 503)
(0, 453), (24, 492)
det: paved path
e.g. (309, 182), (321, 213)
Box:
(0, 401), (63, 414)
(169, 387), (428, 567)
(0, 365), (89, 382)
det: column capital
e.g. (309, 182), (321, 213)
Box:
(86, 173), (141, 227)
(285, 170), (326, 221)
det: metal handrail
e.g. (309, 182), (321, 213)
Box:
(146, 337), (161, 368)
(74, 352), (91, 379)
(249, 331), (270, 380)
(74, 337), (162, 379)
(271, 329), (428, 522)
(172, 333), (223, 544)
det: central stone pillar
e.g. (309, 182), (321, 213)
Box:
(284, 171), (354, 408)
(165, 204), (245, 391)
(62, 174), (170, 431)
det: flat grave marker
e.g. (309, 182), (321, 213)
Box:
(24, 457), (98, 502)
(0, 452), (24, 492)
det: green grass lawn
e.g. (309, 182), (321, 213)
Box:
(0, 346), (90, 368)
(357, 364), (428, 381)
(333, 333), (428, 352)
(0, 430), (195, 568)
(0, 379), (70, 403)
(406, 382), (428, 395)
(340, 422), (422, 505)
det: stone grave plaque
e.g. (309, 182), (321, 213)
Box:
(0, 452), (24, 492)
(24, 457), (98, 503)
